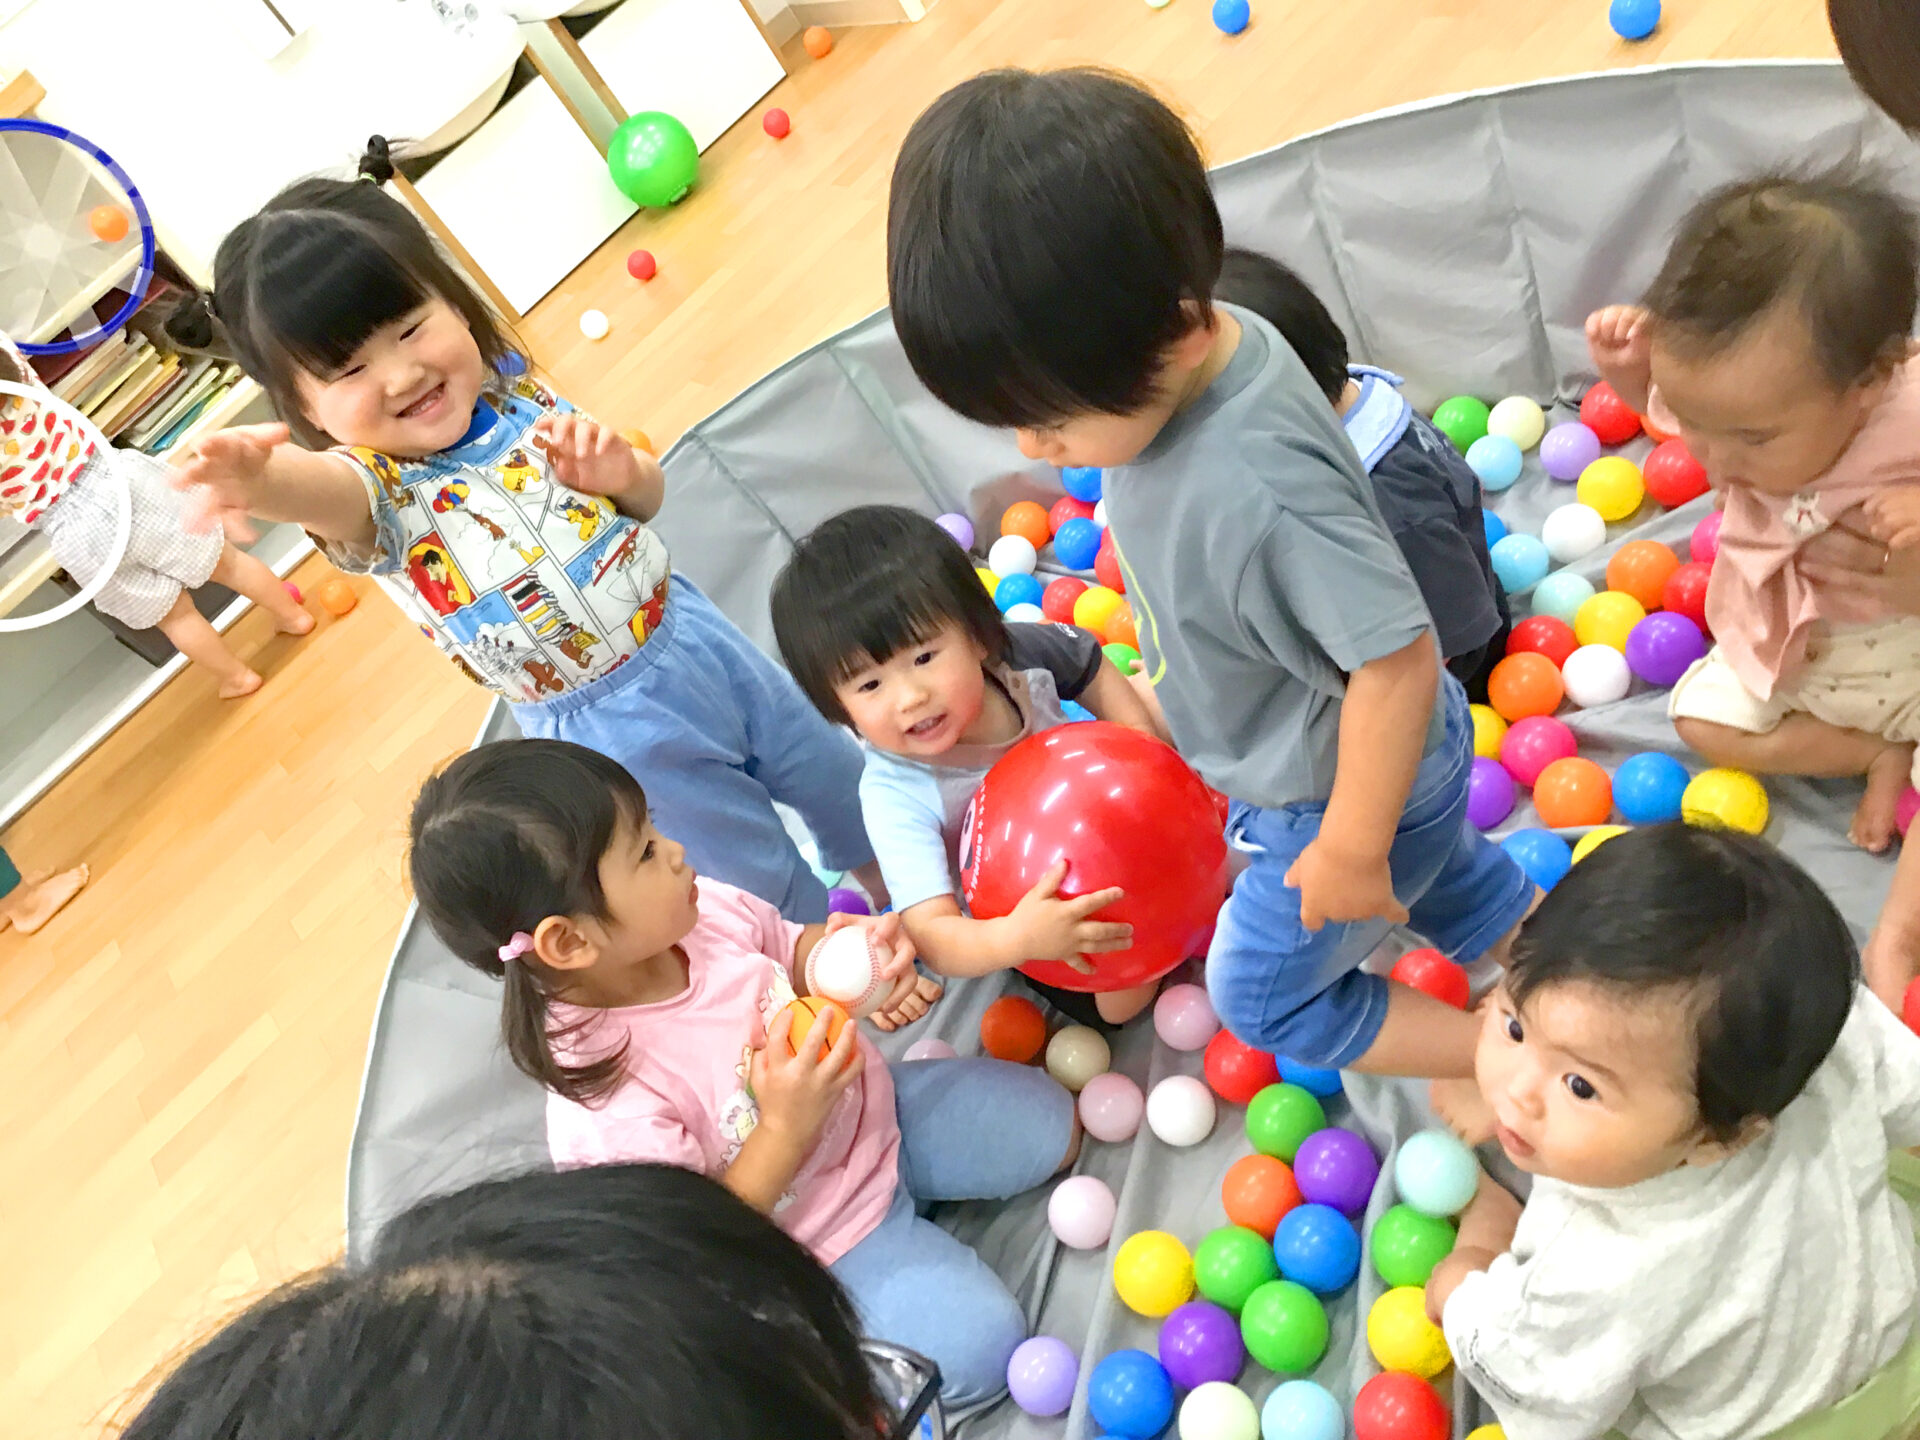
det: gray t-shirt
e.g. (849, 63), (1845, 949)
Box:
(1104, 306), (1442, 809)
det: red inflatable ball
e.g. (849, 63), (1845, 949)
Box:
(1642, 438), (1709, 508)
(1579, 381), (1643, 445)
(1050, 496), (1097, 535)
(1506, 615), (1577, 669)
(1663, 561), (1712, 635)
(1204, 1029), (1280, 1103)
(1353, 1373), (1450, 1440)
(1904, 977), (1920, 1036)
(962, 722), (1228, 992)
(1389, 948), (1469, 1009)
(1095, 534), (1126, 593)
(1043, 576), (1089, 624)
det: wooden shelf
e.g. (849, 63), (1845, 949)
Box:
(157, 376), (264, 457)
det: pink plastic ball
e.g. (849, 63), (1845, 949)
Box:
(902, 1037), (958, 1062)
(1048, 1174), (1118, 1249)
(1500, 715), (1578, 787)
(1900, 788), (1920, 838)
(1153, 984), (1221, 1051)
(1079, 1071), (1146, 1142)
(1691, 510), (1723, 565)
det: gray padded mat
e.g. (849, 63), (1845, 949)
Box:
(347, 60), (1911, 1437)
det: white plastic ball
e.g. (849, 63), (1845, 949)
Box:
(578, 308), (610, 340)
(1004, 602), (1047, 623)
(903, 1037), (958, 1062)
(1046, 1025), (1113, 1092)
(1094, 500), (1109, 527)
(1487, 396), (1547, 451)
(1146, 1075), (1217, 1147)
(1048, 1174), (1118, 1249)
(1180, 1382), (1261, 1440)
(1541, 503), (1608, 564)
(1560, 643), (1632, 708)
(988, 534), (1039, 578)
(806, 927), (886, 1018)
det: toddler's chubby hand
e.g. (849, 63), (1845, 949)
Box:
(824, 911), (941, 1029)
(1863, 490), (1920, 552)
(169, 421), (290, 539)
(753, 1003), (862, 1144)
(1585, 304), (1652, 373)
(532, 412), (658, 501)
(1285, 837), (1408, 931)
(1009, 860), (1132, 962)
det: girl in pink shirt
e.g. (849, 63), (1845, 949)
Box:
(407, 737), (1080, 1407)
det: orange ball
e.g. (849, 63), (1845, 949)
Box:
(89, 204), (130, 243)
(783, 996), (851, 1059)
(1001, 501), (1052, 550)
(1532, 757), (1613, 829)
(318, 577), (358, 616)
(802, 24), (833, 57)
(981, 995), (1047, 1063)
(1106, 605), (1139, 650)
(1605, 540), (1681, 612)
(1221, 1153), (1302, 1240)
(1487, 652), (1565, 722)
(1639, 412), (1678, 444)
(621, 428), (656, 456)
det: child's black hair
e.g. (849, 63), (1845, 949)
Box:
(119, 1164), (889, 1440)
(1215, 247), (1351, 407)
(887, 68), (1223, 428)
(1829, 0), (1920, 132)
(166, 136), (516, 449)
(771, 505), (1009, 728)
(1507, 822), (1857, 1143)
(408, 738), (649, 1104)
(1642, 167), (1919, 392)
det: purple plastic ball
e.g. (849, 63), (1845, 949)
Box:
(1007, 1336), (1079, 1416)
(1291, 1127), (1380, 1216)
(1624, 611), (1708, 687)
(935, 512), (975, 549)
(1467, 756), (1516, 830)
(826, 887), (872, 917)
(1540, 422), (1602, 482)
(1157, 1301), (1245, 1389)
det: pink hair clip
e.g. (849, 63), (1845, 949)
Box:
(498, 931), (535, 963)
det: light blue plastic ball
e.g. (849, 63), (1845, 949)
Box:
(1261, 1380), (1344, 1440)
(1212, 0), (1250, 33)
(1278, 1057), (1343, 1098)
(1054, 516), (1103, 571)
(1466, 434), (1524, 493)
(1613, 751), (1691, 824)
(1610, 0), (1660, 41)
(1532, 570), (1597, 625)
(993, 572), (1044, 614)
(1393, 1128), (1482, 1219)
(1502, 827), (1574, 891)
(1062, 700), (1096, 723)
(1483, 509), (1508, 547)
(1062, 466), (1104, 503)
(1490, 534), (1551, 594)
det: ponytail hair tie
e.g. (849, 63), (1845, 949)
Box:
(498, 931), (535, 963)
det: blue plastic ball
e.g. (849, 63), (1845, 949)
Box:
(1466, 434), (1524, 493)
(992, 572), (1044, 614)
(1087, 1350), (1175, 1440)
(1261, 1380), (1344, 1440)
(1483, 509), (1508, 548)
(1502, 827), (1573, 890)
(1054, 517), (1103, 571)
(1062, 699), (1097, 723)
(1062, 466), (1104, 503)
(1613, 751), (1691, 824)
(1393, 1128), (1482, 1219)
(1212, 0), (1249, 33)
(1490, 534), (1551, 594)
(1278, 1057), (1343, 1098)
(1271, 1203), (1360, 1294)
(1532, 570), (1597, 626)
(1609, 0), (1660, 41)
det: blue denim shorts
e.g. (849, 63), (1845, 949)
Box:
(1206, 673), (1534, 1068)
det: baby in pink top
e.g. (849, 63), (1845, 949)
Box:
(1589, 169), (1920, 1008)
(407, 736), (1080, 1406)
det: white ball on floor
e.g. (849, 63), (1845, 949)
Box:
(1541, 503), (1608, 564)
(805, 927), (886, 1018)
(1004, 602), (1046, 623)
(1180, 1382), (1261, 1440)
(1048, 1173), (1118, 1249)
(903, 1037), (958, 1062)
(988, 535), (1039, 577)
(1488, 395), (1547, 451)
(578, 308), (610, 340)
(1045, 1025), (1112, 1091)
(1146, 1075), (1217, 1146)
(1560, 643), (1632, 708)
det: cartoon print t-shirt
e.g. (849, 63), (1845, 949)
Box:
(322, 374), (672, 703)
(0, 330), (99, 527)
(544, 880), (902, 1266)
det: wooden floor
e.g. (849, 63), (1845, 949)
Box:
(2, 1), (1839, 1433)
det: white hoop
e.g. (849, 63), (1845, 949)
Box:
(0, 380), (132, 633)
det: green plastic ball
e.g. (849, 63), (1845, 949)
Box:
(1193, 1224), (1280, 1312)
(1370, 1203), (1457, 1288)
(1239, 1279), (1329, 1374)
(1245, 1084), (1326, 1163)
(608, 111), (699, 207)
(1103, 642), (1142, 672)
(1432, 396), (1492, 453)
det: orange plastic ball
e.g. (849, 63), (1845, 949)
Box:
(318, 578), (358, 616)
(621, 428), (656, 455)
(1222, 1153), (1303, 1240)
(1605, 540), (1681, 613)
(1532, 757), (1613, 829)
(1106, 605), (1139, 651)
(1639, 412), (1677, 444)
(783, 996), (850, 1057)
(1002, 501), (1052, 550)
(89, 204), (129, 243)
(802, 24), (833, 57)
(981, 995), (1048, 1063)
(1486, 652), (1565, 722)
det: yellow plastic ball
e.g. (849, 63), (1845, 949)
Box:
(1572, 825), (1629, 863)
(1574, 590), (1646, 652)
(1471, 704), (1509, 760)
(1113, 1230), (1195, 1316)
(1682, 767), (1770, 835)
(1366, 1285), (1452, 1379)
(1074, 584), (1126, 638)
(975, 566), (1000, 599)
(1466, 1428), (1508, 1440)
(1577, 456), (1646, 522)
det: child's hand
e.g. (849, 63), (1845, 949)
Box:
(1585, 305), (1651, 374)
(532, 413), (659, 503)
(1007, 860), (1132, 962)
(1424, 1174), (1523, 1322)
(753, 1004), (861, 1146)
(169, 421), (290, 539)
(1864, 490), (1920, 552)
(1285, 837), (1409, 931)
(825, 911), (934, 1028)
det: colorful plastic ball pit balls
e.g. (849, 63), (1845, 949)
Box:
(1625, 612), (1707, 687)
(1262, 1380), (1344, 1440)
(1160, 1302), (1247, 1390)
(1502, 827), (1573, 890)
(1352, 1372), (1450, 1440)
(1063, 465), (1104, 502)
(1001, 501), (1051, 550)
(1483, 510), (1507, 547)
(980, 995), (1046, 1063)
(1278, 1057), (1343, 1097)
(1394, 1128), (1481, 1217)
(1095, 535), (1127, 594)
(1466, 434), (1524, 492)
(319, 578), (358, 616)
(1682, 767), (1769, 835)
(1007, 1336), (1079, 1416)
(1471, 703), (1508, 760)
(1541, 502), (1608, 565)
(1155, 984), (1221, 1051)
(1607, 539), (1681, 611)
(1055, 516), (1104, 570)
(802, 24), (834, 56)
(1432, 396), (1491, 452)
(1578, 456), (1646, 522)
(993, 573), (1044, 615)
(1075, 584), (1126, 636)
(1487, 395), (1546, 451)
(1080, 1072), (1146, 1142)
(607, 111), (700, 207)
(1900, 787), (1920, 839)
(1612, 751), (1692, 824)
(1560, 643), (1632, 709)
(988, 534), (1039, 578)
(1088, 1350), (1177, 1440)
(1487, 651), (1564, 722)
(1195, 1224), (1282, 1311)
(1046, 1025), (1112, 1092)
(1531, 570), (1596, 627)
(1114, 1230), (1196, 1316)
(1499, 715), (1577, 787)
(1043, 576), (1088, 622)
(1610, 0), (1661, 41)
(1180, 1382), (1261, 1440)
(1579, 380), (1643, 445)
(1212, 0), (1251, 33)
(1221, 1156), (1303, 1241)
(1490, 534), (1551, 593)
(1370, 1203), (1457, 1288)
(1540, 421), (1602, 482)
(1507, 615), (1578, 668)
(1272, 1202), (1361, 1293)
(1692, 509), (1724, 564)
(1240, 1280), (1330, 1373)
(1467, 757), (1515, 830)
(1206, 1029), (1281, 1104)
(1049, 1174), (1118, 1250)
(626, 248), (658, 280)
(1664, 560), (1712, 633)
(1246, 1082), (1326, 1162)
(1575, 590), (1646, 652)
(1049, 495), (1097, 534)
(1293, 1128), (1380, 1216)
(936, 512), (974, 548)
(1532, 756), (1614, 828)
(1643, 438), (1709, 507)
(1466, 1429), (1509, 1440)
(1368, 1286), (1452, 1379)
(761, 108), (791, 139)
(1389, 948), (1470, 1008)
(1572, 825), (1629, 863)
(1148, 1075), (1218, 1147)
(1005, 603), (1047, 624)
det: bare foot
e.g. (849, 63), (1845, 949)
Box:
(1430, 1077), (1497, 1146)
(276, 610), (317, 637)
(869, 974), (944, 1031)
(1096, 980), (1159, 1024)
(1850, 745), (1914, 852)
(219, 669), (265, 700)
(1, 864), (89, 934)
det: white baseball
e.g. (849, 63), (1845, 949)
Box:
(806, 927), (886, 1019)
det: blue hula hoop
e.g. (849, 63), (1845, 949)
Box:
(0, 118), (157, 357)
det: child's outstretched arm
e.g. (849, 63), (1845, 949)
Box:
(1585, 304), (1654, 414)
(902, 862), (1131, 979)
(171, 423), (377, 545)
(532, 413), (665, 522)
